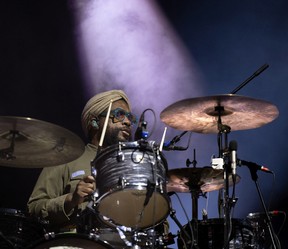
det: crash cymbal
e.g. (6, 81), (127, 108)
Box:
(0, 116), (85, 168)
(160, 94), (279, 133)
(166, 167), (240, 193)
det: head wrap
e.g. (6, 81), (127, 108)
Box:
(81, 89), (131, 136)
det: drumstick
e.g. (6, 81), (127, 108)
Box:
(99, 100), (113, 147)
(159, 126), (167, 152)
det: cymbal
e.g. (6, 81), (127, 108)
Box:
(166, 167), (240, 193)
(0, 116), (85, 168)
(160, 94), (279, 133)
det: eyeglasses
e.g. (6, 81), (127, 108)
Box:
(100, 108), (138, 125)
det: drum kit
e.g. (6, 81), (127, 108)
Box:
(0, 92), (283, 249)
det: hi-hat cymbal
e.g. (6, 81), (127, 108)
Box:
(166, 167), (240, 193)
(160, 94), (279, 133)
(0, 116), (85, 168)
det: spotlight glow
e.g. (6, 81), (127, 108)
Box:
(70, 0), (204, 115)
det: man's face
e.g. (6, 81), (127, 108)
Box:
(99, 100), (134, 147)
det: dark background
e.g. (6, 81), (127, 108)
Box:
(0, 1), (287, 248)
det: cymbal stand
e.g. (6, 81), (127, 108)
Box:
(186, 150), (201, 248)
(215, 106), (234, 249)
(186, 149), (197, 168)
(191, 189), (200, 248)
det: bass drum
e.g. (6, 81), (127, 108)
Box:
(28, 233), (113, 249)
(178, 218), (257, 249)
(0, 208), (45, 249)
(94, 141), (170, 229)
(95, 227), (171, 249)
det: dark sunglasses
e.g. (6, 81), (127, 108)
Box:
(100, 108), (138, 125)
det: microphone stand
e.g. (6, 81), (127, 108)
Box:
(247, 166), (279, 249)
(230, 63), (269, 94)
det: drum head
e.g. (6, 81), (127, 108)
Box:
(97, 189), (170, 228)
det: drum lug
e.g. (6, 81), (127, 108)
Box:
(158, 178), (164, 194)
(44, 231), (56, 240)
(88, 231), (100, 241)
(118, 176), (127, 188)
(117, 151), (125, 162)
(91, 166), (97, 178)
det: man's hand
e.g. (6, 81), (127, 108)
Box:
(65, 175), (95, 214)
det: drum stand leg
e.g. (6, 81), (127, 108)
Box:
(170, 209), (193, 247)
(170, 191), (200, 248)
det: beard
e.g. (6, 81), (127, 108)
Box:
(102, 126), (131, 147)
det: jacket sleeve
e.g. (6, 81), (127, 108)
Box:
(27, 164), (76, 225)
(27, 145), (97, 229)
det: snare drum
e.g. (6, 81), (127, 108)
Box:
(0, 208), (45, 249)
(28, 233), (113, 249)
(93, 141), (170, 229)
(178, 218), (256, 249)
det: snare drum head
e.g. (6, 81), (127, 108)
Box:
(95, 141), (170, 229)
(0, 208), (44, 249)
(29, 233), (113, 249)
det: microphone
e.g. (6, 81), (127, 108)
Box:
(163, 131), (188, 151)
(134, 111), (148, 140)
(162, 145), (187, 151)
(229, 140), (237, 176)
(247, 210), (285, 219)
(238, 159), (273, 174)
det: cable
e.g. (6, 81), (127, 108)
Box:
(141, 108), (157, 139)
(173, 192), (195, 249)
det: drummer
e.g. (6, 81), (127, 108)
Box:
(27, 89), (136, 232)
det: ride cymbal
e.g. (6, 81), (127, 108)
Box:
(166, 167), (240, 193)
(160, 94), (279, 133)
(0, 116), (85, 168)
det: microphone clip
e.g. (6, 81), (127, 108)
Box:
(139, 121), (149, 139)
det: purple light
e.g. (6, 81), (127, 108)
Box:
(70, 0), (204, 115)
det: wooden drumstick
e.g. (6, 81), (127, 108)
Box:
(159, 126), (167, 152)
(99, 100), (113, 147)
